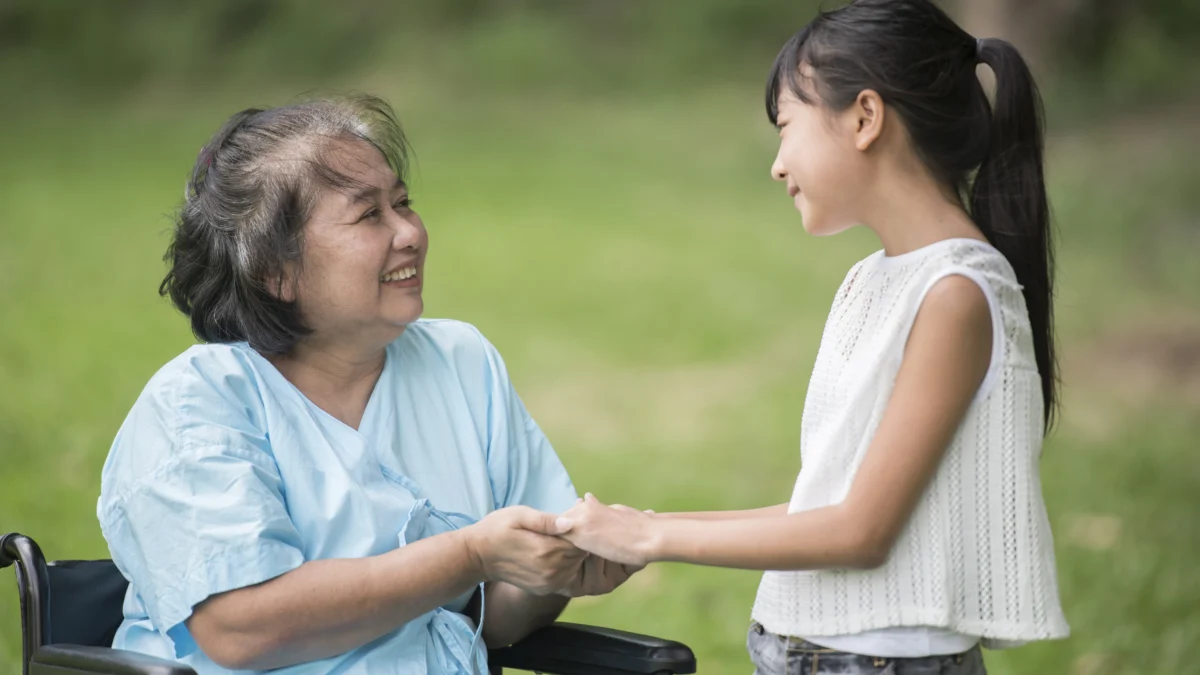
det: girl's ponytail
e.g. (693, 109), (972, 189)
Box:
(971, 38), (1058, 430)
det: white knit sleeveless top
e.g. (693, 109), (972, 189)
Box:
(752, 238), (1069, 648)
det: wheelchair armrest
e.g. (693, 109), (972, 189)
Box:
(488, 622), (696, 675)
(30, 645), (196, 675)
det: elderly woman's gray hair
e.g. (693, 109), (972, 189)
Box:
(159, 94), (410, 354)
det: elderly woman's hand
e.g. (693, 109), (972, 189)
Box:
(555, 553), (641, 597)
(462, 506), (587, 595)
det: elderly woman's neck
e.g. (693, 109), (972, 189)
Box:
(266, 339), (389, 430)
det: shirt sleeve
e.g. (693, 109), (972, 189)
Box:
(473, 331), (579, 514)
(98, 355), (306, 658)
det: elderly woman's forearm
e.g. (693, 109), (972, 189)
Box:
(187, 529), (483, 670)
(481, 582), (569, 648)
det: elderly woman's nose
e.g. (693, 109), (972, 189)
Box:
(386, 211), (423, 247)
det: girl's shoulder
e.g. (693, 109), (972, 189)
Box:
(869, 238), (1006, 271)
(857, 238), (1020, 297)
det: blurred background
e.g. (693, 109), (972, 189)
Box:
(1, 1), (1197, 673)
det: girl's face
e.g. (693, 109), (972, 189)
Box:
(770, 81), (869, 237)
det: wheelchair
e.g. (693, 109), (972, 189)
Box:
(2, 532), (696, 675)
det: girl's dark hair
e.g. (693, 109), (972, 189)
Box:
(160, 94), (410, 355)
(766, 0), (1058, 430)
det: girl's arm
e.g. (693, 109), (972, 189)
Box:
(653, 504), (790, 520)
(560, 276), (993, 570)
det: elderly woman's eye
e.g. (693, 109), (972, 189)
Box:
(393, 197), (413, 210)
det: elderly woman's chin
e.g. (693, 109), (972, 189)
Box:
(386, 296), (425, 328)
(380, 280), (425, 324)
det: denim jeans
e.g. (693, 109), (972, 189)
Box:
(747, 622), (987, 675)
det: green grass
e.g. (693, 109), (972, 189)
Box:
(2, 75), (1199, 675)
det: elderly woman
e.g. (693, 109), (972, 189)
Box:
(97, 95), (631, 675)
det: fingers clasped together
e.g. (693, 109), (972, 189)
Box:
(468, 494), (657, 598)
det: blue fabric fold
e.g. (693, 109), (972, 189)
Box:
(98, 319), (579, 675)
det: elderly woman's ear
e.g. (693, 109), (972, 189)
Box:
(264, 266), (297, 303)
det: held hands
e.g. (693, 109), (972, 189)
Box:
(462, 503), (647, 598)
(555, 494), (659, 568)
(553, 552), (636, 598)
(463, 506), (587, 595)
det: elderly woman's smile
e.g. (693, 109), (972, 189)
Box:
(380, 264), (419, 285)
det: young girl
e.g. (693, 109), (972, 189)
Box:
(558, 0), (1069, 672)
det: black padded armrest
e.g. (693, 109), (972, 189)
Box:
(30, 645), (196, 675)
(488, 622), (696, 675)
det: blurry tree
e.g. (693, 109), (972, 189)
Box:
(956, 0), (1087, 69)
(954, 0), (1200, 104)
(0, 0), (1195, 108)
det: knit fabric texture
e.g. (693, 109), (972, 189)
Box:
(752, 239), (1070, 648)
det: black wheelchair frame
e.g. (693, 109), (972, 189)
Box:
(2, 533), (696, 675)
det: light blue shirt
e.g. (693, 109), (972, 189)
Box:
(97, 319), (578, 675)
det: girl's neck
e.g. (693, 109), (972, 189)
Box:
(859, 163), (986, 257)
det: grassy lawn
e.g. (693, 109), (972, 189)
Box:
(2, 75), (1198, 674)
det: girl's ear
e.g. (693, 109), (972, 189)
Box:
(851, 89), (886, 152)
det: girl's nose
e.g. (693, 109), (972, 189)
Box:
(771, 157), (787, 182)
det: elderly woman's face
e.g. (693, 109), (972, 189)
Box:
(288, 139), (427, 345)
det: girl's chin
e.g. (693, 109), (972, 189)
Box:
(794, 195), (820, 231)
(799, 212), (855, 237)
(796, 201), (819, 233)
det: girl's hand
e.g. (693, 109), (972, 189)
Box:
(606, 504), (652, 575)
(555, 494), (659, 568)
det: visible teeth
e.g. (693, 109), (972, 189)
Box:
(381, 266), (417, 282)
